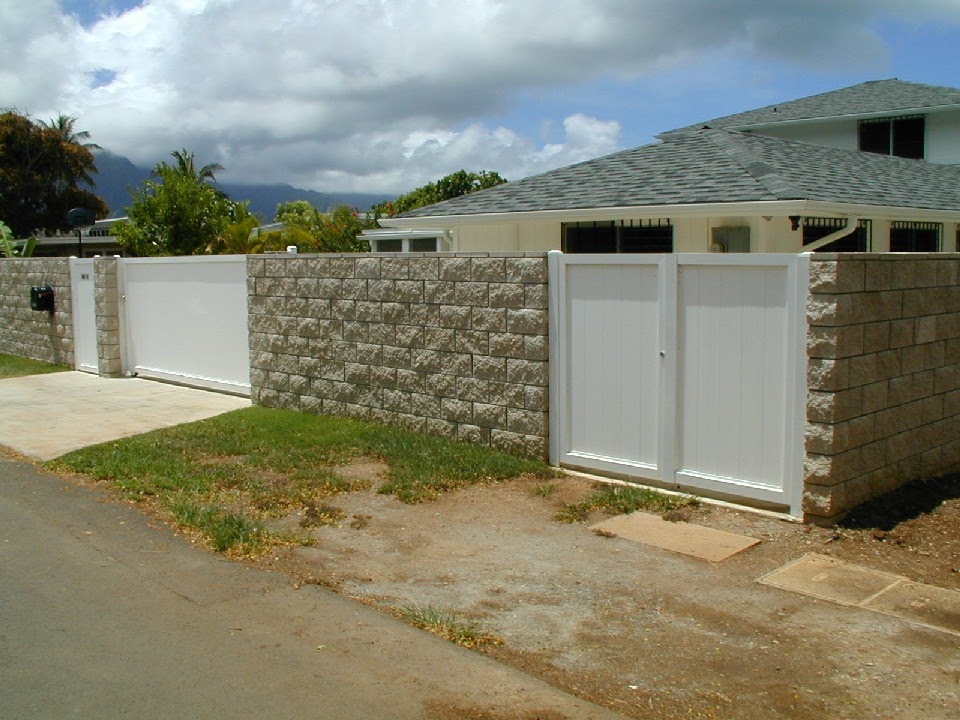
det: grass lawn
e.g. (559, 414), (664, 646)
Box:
(50, 406), (557, 554)
(0, 353), (69, 379)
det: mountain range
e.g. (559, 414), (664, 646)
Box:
(89, 151), (394, 220)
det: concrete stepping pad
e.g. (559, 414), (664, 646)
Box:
(590, 511), (762, 562)
(759, 553), (960, 636)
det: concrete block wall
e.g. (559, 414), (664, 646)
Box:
(248, 253), (550, 458)
(0, 258), (73, 366)
(804, 254), (960, 523)
(94, 257), (123, 376)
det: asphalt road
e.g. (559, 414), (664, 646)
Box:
(0, 458), (620, 720)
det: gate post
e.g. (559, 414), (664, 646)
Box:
(547, 250), (563, 467)
(93, 257), (123, 377)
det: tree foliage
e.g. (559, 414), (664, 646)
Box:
(373, 169), (507, 217)
(272, 200), (376, 252)
(0, 219), (35, 257)
(114, 152), (235, 256)
(0, 110), (108, 237)
(207, 201), (269, 255)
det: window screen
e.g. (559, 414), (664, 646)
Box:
(889, 222), (941, 252)
(564, 220), (673, 253)
(858, 115), (925, 159)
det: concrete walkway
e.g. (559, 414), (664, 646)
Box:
(0, 372), (249, 460)
(0, 458), (620, 720)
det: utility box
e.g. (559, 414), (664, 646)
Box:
(30, 285), (54, 312)
(711, 226), (751, 253)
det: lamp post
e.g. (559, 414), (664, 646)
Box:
(66, 207), (94, 257)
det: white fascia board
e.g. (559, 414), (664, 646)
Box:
(383, 200), (960, 227)
(361, 227), (446, 239)
(727, 102), (960, 132)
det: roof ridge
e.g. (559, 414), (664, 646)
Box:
(697, 130), (799, 199)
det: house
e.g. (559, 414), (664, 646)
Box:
(380, 80), (960, 254)
(32, 217), (127, 257)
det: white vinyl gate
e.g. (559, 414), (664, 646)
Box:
(549, 253), (808, 515)
(69, 258), (98, 373)
(121, 256), (250, 395)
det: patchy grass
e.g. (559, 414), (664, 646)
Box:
(399, 605), (500, 648)
(168, 499), (267, 554)
(0, 353), (69, 378)
(555, 484), (699, 523)
(531, 482), (557, 498)
(49, 406), (555, 553)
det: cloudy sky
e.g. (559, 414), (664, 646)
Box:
(3, 0), (960, 194)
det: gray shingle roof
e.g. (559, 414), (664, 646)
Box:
(665, 79), (960, 134)
(398, 129), (960, 218)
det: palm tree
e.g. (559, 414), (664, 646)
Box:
(41, 113), (102, 151)
(39, 113), (100, 189)
(170, 148), (223, 183)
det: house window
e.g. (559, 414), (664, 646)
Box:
(802, 218), (871, 252)
(374, 238), (403, 252)
(889, 221), (941, 252)
(858, 115), (925, 159)
(366, 235), (443, 252)
(563, 219), (673, 253)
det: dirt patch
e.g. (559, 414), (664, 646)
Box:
(245, 474), (960, 720)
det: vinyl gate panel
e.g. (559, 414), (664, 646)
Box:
(69, 258), (98, 373)
(675, 262), (796, 505)
(550, 253), (807, 515)
(121, 257), (250, 395)
(552, 256), (668, 479)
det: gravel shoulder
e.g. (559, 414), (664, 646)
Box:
(248, 467), (960, 720)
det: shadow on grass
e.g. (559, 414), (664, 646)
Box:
(838, 474), (960, 532)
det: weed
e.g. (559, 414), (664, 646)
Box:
(531, 482), (557, 498)
(399, 605), (500, 648)
(555, 484), (699, 523)
(300, 500), (345, 528)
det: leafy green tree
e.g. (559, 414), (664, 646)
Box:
(207, 201), (273, 254)
(273, 201), (375, 252)
(0, 219), (35, 257)
(0, 110), (108, 237)
(373, 169), (507, 217)
(114, 156), (234, 256)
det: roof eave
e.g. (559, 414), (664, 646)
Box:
(383, 200), (960, 227)
(676, 101), (960, 136)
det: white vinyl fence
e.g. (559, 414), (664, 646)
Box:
(69, 258), (98, 373)
(549, 252), (809, 515)
(120, 256), (250, 394)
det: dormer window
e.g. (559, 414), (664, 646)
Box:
(858, 115), (925, 159)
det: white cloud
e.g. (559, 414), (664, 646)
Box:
(2, 1), (959, 192)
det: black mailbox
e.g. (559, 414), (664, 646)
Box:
(30, 285), (54, 313)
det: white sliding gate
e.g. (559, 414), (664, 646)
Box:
(121, 256), (250, 395)
(549, 253), (808, 515)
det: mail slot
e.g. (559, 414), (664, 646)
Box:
(30, 285), (54, 312)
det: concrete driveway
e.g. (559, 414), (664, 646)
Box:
(0, 371), (249, 460)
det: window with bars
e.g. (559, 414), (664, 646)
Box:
(858, 115), (925, 159)
(802, 218), (871, 252)
(563, 219), (673, 253)
(889, 221), (941, 252)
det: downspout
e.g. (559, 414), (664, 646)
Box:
(801, 216), (859, 252)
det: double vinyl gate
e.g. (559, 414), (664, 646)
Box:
(70, 256), (251, 395)
(549, 253), (808, 515)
